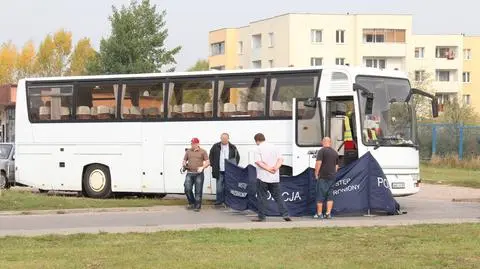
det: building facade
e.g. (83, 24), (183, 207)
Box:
(208, 13), (479, 113)
(0, 84), (16, 142)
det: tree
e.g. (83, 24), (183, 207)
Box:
(408, 71), (435, 120)
(16, 41), (37, 79)
(187, 59), (209, 71)
(0, 41), (17, 84)
(91, 0), (181, 74)
(440, 98), (478, 124)
(35, 29), (73, 77)
(69, 38), (97, 75)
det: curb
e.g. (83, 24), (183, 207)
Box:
(0, 205), (186, 216)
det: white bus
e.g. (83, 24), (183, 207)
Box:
(15, 66), (437, 198)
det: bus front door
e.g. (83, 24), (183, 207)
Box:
(291, 98), (324, 176)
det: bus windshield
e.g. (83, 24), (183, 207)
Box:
(356, 76), (416, 147)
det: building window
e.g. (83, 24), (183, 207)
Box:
(464, 49), (472, 60)
(268, 60), (274, 68)
(252, 60), (261, 69)
(415, 47), (425, 58)
(238, 41), (244, 54)
(463, 72), (471, 83)
(436, 47), (455, 59)
(310, 57), (323, 66)
(363, 29), (406, 43)
(311, 29), (323, 43)
(415, 70), (425, 81)
(463, 94), (471, 105)
(336, 30), (345, 44)
(252, 34), (262, 49)
(210, 42), (225, 56)
(268, 32), (275, 47)
(365, 58), (386, 69)
(436, 70), (450, 82)
(335, 58), (345, 65)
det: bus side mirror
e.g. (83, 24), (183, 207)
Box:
(304, 98), (317, 108)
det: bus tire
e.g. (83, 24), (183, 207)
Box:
(83, 164), (112, 199)
(0, 172), (9, 189)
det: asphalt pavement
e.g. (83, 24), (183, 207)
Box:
(0, 184), (479, 237)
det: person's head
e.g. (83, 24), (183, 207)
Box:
(322, 137), (332, 148)
(190, 137), (200, 149)
(220, 133), (229, 145)
(254, 133), (266, 145)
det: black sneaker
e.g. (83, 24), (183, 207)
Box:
(283, 217), (292, 222)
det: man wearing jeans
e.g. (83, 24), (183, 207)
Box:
(251, 133), (291, 222)
(314, 137), (339, 219)
(209, 133), (240, 208)
(183, 137), (210, 212)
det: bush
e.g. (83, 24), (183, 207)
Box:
(425, 154), (480, 170)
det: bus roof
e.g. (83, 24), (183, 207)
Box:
(21, 65), (408, 83)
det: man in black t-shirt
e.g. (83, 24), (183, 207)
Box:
(314, 137), (339, 219)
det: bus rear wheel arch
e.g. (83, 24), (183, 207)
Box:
(82, 164), (112, 199)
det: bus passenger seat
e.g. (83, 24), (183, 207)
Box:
(60, 107), (70, 120)
(248, 101), (259, 117)
(194, 104), (204, 118)
(271, 101), (283, 117)
(182, 103), (194, 118)
(204, 102), (213, 118)
(77, 106), (91, 120)
(282, 102), (292, 117)
(39, 106), (51, 120)
(97, 105), (111, 120)
(129, 106), (142, 119)
(122, 107), (130, 119)
(223, 103), (235, 117)
(172, 105), (182, 118)
(258, 102), (265, 116)
(236, 103), (247, 116)
(90, 107), (97, 119)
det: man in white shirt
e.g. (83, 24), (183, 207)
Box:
(251, 133), (291, 222)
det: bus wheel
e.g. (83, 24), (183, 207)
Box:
(0, 172), (8, 189)
(83, 164), (112, 199)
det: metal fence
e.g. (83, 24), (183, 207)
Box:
(418, 123), (480, 160)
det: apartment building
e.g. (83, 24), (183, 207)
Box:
(208, 13), (479, 113)
(411, 35), (464, 111)
(463, 36), (480, 114)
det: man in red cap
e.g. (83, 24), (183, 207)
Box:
(183, 137), (210, 212)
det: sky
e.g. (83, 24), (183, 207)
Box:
(1, 0), (479, 71)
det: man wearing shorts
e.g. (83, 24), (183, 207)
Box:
(314, 137), (339, 219)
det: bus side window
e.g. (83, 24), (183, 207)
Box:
(76, 83), (118, 121)
(217, 76), (266, 118)
(121, 81), (164, 120)
(167, 79), (214, 119)
(27, 85), (73, 122)
(269, 73), (319, 118)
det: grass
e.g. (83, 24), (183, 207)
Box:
(420, 163), (480, 188)
(0, 189), (206, 211)
(0, 224), (479, 269)
(428, 154), (480, 170)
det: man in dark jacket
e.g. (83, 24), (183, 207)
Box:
(209, 133), (240, 207)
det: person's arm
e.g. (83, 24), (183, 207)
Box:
(254, 149), (274, 173)
(271, 156), (284, 174)
(234, 145), (240, 164)
(336, 164), (339, 172)
(314, 149), (323, 179)
(315, 160), (322, 179)
(183, 151), (188, 166)
(197, 151), (210, 172)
